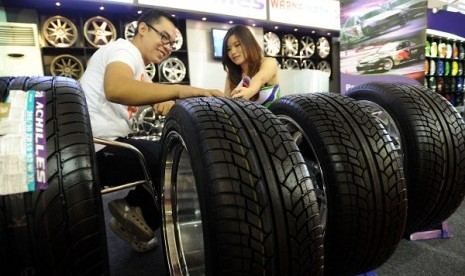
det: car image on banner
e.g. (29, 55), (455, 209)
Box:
(341, 6), (407, 44)
(356, 40), (424, 73)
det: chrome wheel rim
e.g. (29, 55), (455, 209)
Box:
(317, 37), (331, 58)
(50, 54), (84, 79)
(83, 16), (116, 48)
(301, 59), (316, 69)
(317, 60), (331, 74)
(124, 20), (137, 41)
(282, 34), (298, 56)
(42, 15), (78, 47)
(278, 115), (328, 232)
(163, 132), (205, 276)
(160, 57), (186, 83)
(264, 32), (280, 56)
(300, 36), (315, 57)
(146, 62), (157, 80)
(358, 100), (403, 167)
(283, 58), (299, 69)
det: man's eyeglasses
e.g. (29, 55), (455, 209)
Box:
(144, 22), (176, 51)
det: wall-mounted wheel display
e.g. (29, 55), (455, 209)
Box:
(264, 31), (280, 56)
(161, 98), (324, 275)
(300, 36), (315, 57)
(316, 37), (330, 58)
(159, 57), (186, 83)
(41, 15), (78, 47)
(282, 34), (298, 56)
(50, 54), (84, 79)
(283, 58), (299, 69)
(83, 16), (117, 48)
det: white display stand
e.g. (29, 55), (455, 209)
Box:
(278, 69), (330, 96)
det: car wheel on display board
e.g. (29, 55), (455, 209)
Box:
(145, 62), (156, 80)
(317, 60), (331, 75)
(282, 34), (298, 56)
(160, 97), (324, 275)
(124, 20), (137, 41)
(41, 15), (78, 47)
(347, 82), (465, 236)
(269, 93), (406, 275)
(50, 54), (84, 79)
(83, 16), (117, 48)
(263, 31), (281, 56)
(159, 57), (186, 83)
(300, 36), (315, 57)
(316, 37), (330, 59)
(283, 58), (300, 69)
(301, 59), (316, 69)
(171, 28), (183, 52)
(0, 76), (108, 275)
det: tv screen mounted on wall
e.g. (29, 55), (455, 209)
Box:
(211, 28), (228, 59)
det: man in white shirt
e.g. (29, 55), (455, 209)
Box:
(80, 9), (223, 252)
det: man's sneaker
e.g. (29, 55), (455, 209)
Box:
(108, 198), (154, 242)
(109, 218), (157, 252)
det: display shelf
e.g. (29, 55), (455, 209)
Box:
(263, 29), (332, 76)
(36, 9), (190, 84)
(425, 33), (465, 107)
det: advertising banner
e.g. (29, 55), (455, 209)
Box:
(138, 0), (267, 20)
(339, 0), (428, 93)
(268, 0), (340, 30)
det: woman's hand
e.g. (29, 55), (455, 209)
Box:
(231, 87), (257, 100)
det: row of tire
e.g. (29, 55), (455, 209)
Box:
(1, 76), (464, 276)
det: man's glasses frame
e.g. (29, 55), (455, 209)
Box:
(143, 22), (176, 51)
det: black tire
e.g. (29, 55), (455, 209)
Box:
(160, 97), (324, 275)
(347, 82), (465, 234)
(0, 76), (108, 275)
(269, 93), (407, 275)
(383, 58), (394, 71)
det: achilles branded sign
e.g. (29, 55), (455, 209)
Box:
(268, 0), (340, 30)
(138, 0), (267, 20)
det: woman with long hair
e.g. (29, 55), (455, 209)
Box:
(222, 25), (280, 107)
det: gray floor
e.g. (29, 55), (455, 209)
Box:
(103, 191), (465, 276)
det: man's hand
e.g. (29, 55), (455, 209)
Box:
(153, 100), (175, 115)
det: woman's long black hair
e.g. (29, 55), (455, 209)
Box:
(221, 25), (263, 89)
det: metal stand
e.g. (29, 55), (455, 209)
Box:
(409, 221), (451, 241)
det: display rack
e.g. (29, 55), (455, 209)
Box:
(263, 29), (332, 77)
(37, 9), (190, 84)
(425, 32), (465, 107)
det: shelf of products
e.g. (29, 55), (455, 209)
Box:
(425, 33), (465, 107)
(263, 29), (332, 77)
(38, 10), (190, 84)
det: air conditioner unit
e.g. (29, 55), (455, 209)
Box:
(0, 22), (44, 76)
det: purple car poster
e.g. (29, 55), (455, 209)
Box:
(339, 0), (428, 94)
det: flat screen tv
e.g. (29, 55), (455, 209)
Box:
(212, 28), (228, 60)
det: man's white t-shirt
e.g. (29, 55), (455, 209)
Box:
(80, 38), (151, 149)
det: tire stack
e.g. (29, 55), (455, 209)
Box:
(1, 76), (464, 276)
